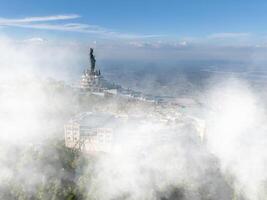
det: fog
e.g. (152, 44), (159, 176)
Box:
(0, 35), (267, 199)
(205, 79), (267, 199)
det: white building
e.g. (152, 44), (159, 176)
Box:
(65, 112), (123, 153)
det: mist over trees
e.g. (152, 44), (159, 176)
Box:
(1, 37), (267, 200)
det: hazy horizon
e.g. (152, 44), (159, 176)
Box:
(1, 1), (267, 200)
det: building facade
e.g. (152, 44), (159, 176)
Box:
(65, 112), (120, 153)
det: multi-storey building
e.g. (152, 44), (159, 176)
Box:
(65, 112), (123, 153)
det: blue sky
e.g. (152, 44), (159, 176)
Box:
(2, 0), (267, 66)
(1, 0), (267, 42)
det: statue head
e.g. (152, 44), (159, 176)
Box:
(90, 48), (94, 55)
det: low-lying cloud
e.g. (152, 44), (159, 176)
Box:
(0, 35), (267, 200)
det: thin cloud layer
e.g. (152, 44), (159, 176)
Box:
(0, 14), (159, 39)
(208, 32), (250, 39)
(0, 14), (80, 24)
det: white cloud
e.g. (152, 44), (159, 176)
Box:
(179, 41), (188, 46)
(0, 14), (159, 39)
(0, 14), (80, 24)
(208, 32), (250, 39)
(23, 37), (46, 44)
(7, 23), (107, 34)
(128, 40), (189, 49)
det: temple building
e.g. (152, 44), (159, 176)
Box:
(80, 48), (123, 97)
(80, 48), (103, 91)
